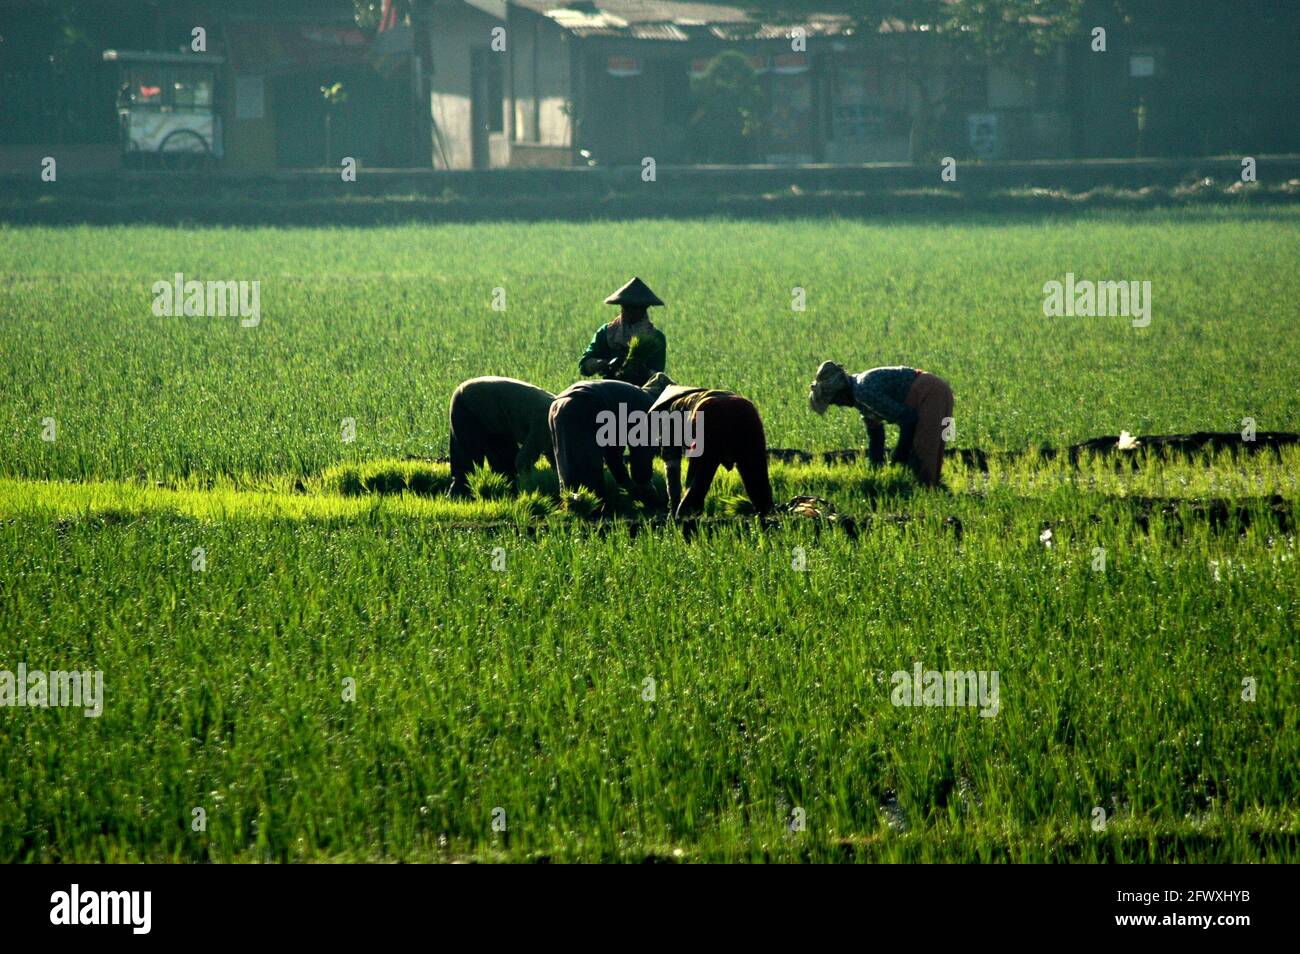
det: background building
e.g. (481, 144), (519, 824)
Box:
(0, 0), (426, 171)
(422, 0), (1111, 169)
(1, 0), (1296, 172)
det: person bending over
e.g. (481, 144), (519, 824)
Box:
(642, 373), (774, 518)
(548, 379), (658, 504)
(447, 376), (555, 498)
(808, 361), (954, 487)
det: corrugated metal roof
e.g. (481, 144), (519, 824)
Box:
(510, 1), (858, 41)
(511, 1), (752, 25)
(631, 23), (691, 40)
(545, 7), (629, 31)
(710, 20), (852, 41)
(504, 0), (962, 41)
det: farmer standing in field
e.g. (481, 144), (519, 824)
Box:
(447, 376), (556, 498)
(808, 361), (955, 487)
(577, 277), (667, 388)
(548, 379), (658, 504)
(641, 373), (774, 518)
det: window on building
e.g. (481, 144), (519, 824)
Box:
(173, 73), (214, 110)
(130, 68), (164, 107)
(1129, 53), (1156, 78)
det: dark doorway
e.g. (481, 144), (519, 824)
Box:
(470, 48), (503, 169)
(270, 65), (415, 168)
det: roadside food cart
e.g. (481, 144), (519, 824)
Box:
(102, 49), (225, 167)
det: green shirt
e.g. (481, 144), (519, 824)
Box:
(451, 376), (555, 473)
(578, 322), (667, 387)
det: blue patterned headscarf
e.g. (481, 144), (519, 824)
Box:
(808, 361), (850, 415)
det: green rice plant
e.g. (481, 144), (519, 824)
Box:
(318, 459), (453, 497)
(0, 208), (1295, 863)
(510, 491), (554, 526)
(469, 468), (512, 501)
(3, 208), (1297, 482)
(0, 478), (1293, 863)
(561, 487), (602, 518)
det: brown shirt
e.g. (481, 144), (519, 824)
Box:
(650, 385), (734, 462)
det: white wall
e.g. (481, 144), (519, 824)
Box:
(512, 11), (572, 149)
(427, 2), (505, 169)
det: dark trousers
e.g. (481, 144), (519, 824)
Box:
(679, 396), (774, 517)
(548, 392), (605, 496)
(449, 396), (519, 495)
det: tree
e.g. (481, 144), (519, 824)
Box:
(690, 51), (767, 163)
(353, 0), (412, 31)
(321, 82), (348, 165)
(743, 0), (1086, 160)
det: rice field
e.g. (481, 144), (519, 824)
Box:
(0, 207), (1296, 862)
